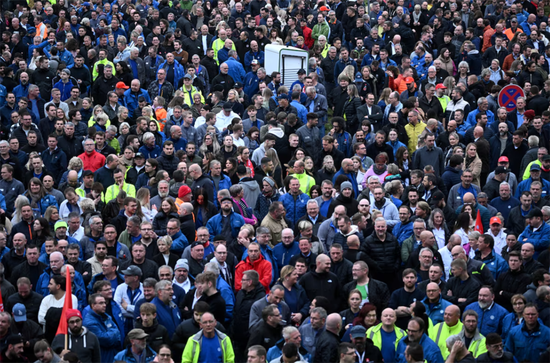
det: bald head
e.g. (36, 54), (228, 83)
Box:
(463, 193), (475, 204)
(420, 231), (435, 246)
(326, 313), (342, 333)
(444, 305), (461, 326)
(427, 282), (440, 291)
(451, 245), (466, 259)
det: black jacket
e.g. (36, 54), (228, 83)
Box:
(494, 268), (532, 311)
(131, 318), (170, 353)
(94, 165), (116, 191)
(505, 206), (528, 236)
(343, 278), (390, 314)
(329, 258), (354, 287)
(343, 96), (362, 130)
(156, 152), (179, 178)
(1, 249), (27, 280)
(361, 233), (401, 278)
(527, 94), (550, 117)
(247, 320), (283, 351)
(153, 211), (179, 236)
(10, 260), (47, 287)
(299, 270), (342, 313)
(231, 283), (266, 344)
(120, 258), (159, 281)
(91, 75), (119, 107)
(4, 291), (43, 324)
(198, 291), (226, 323)
(57, 134), (84, 159)
(327, 193), (359, 219)
(313, 329), (340, 363)
(442, 276), (480, 310)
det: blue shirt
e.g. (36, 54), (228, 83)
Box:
(319, 198), (332, 218)
(380, 329), (396, 363)
(198, 334), (222, 363)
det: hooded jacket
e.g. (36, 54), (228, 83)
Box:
(299, 269), (342, 313)
(239, 177), (261, 209)
(51, 326), (101, 363)
(395, 334), (444, 363)
(235, 254), (272, 292)
(327, 192), (359, 221)
(278, 192), (310, 226)
(504, 319), (550, 363)
(82, 310), (122, 363)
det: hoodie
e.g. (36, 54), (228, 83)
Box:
(239, 177), (261, 209)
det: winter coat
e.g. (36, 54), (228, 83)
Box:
(278, 192), (310, 226)
(494, 268), (532, 311)
(504, 319), (550, 363)
(473, 250), (509, 280)
(299, 270), (342, 313)
(395, 334), (444, 363)
(235, 254), (272, 292)
(254, 191), (281, 222)
(327, 192), (359, 219)
(114, 345), (157, 363)
(361, 232), (400, 279)
(152, 211), (179, 236)
(206, 212), (245, 241)
(464, 301), (508, 336)
(231, 283), (266, 343)
(313, 330), (340, 363)
(421, 295), (453, 325)
(517, 222), (550, 258)
(82, 310), (122, 363)
(442, 276), (481, 310)
(182, 329), (235, 363)
(156, 152), (179, 178)
(51, 327), (101, 363)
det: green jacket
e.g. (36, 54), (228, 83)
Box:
(429, 321), (463, 358)
(312, 21), (330, 41)
(182, 329), (235, 363)
(401, 235), (419, 263)
(92, 59), (116, 80)
(366, 323), (406, 351)
(457, 328), (487, 358)
(103, 183), (136, 203)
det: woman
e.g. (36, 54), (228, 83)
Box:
(264, 149), (284, 187)
(303, 156), (318, 184)
(501, 294), (526, 341)
(352, 303), (379, 331)
(32, 217), (52, 247)
(455, 61), (470, 86)
(463, 143), (482, 186)
(387, 129), (407, 157)
(117, 120), (130, 148)
(201, 152), (216, 174)
(343, 85), (362, 132)
(137, 188), (157, 223)
(44, 205), (60, 233)
(438, 47), (456, 76)
(279, 265), (310, 325)
(230, 184), (258, 226)
(409, 96), (426, 122)
(309, 185), (321, 199)
(80, 98), (94, 122)
(153, 199), (179, 236)
(297, 220), (324, 254)
(340, 289), (363, 333)
(269, 28), (284, 44)
(351, 156), (366, 191)
(152, 236), (180, 270)
(429, 208), (449, 250)
(224, 158), (239, 185)
(115, 61), (133, 86)
(291, 148), (307, 163)
(466, 230), (481, 259)
(395, 146), (411, 183)
(237, 146), (255, 177)
(385, 179), (403, 208)
(153, 345), (174, 363)
(415, 201), (431, 222)
(454, 211), (472, 247)
(443, 77), (456, 96)
(24, 178), (58, 219)
(489, 60), (505, 84)
(377, 88), (392, 112)
(317, 155), (337, 184)
(444, 132), (466, 165)
(362, 153), (389, 187)
(244, 127), (260, 154)
(149, 119), (166, 148)
(199, 132), (221, 157)
(227, 89), (244, 116)
(192, 188), (217, 228)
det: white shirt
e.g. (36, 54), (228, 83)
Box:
(69, 226), (85, 241)
(215, 110), (239, 130)
(174, 277), (192, 294)
(486, 229), (507, 256)
(432, 227), (446, 250)
(438, 246), (453, 279)
(114, 282), (144, 314)
(39, 293), (78, 326)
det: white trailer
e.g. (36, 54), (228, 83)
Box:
(264, 44), (309, 88)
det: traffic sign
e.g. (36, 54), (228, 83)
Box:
(498, 84), (525, 112)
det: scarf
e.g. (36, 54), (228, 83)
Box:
(118, 156), (133, 168)
(372, 163), (387, 175)
(28, 192), (41, 210)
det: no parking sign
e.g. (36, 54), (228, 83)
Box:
(498, 84), (525, 112)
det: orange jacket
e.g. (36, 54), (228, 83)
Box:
(482, 26), (495, 52)
(504, 27), (523, 41)
(389, 75), (408, 94)
(234, 254), (272, 292)
(78, 150), (106, 172)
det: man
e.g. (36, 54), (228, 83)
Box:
(389, 269), (426, 330)
(181, 312), (234, 363)
(445, 335), (475, 363)
(361, 218), (400, 289)
(206, 197), (245, 244)
(279, 177), (309, 227)
(151, 280), (181, 339)
(476, 333), (516, 363)
(113, 265), (144, 323)
(86, 253), (126, 296)
(421, 282), (452, 325)
(343, 261), (390, 313)
(247, 304), (283, 352)
(447, 171), (481, 210)
(235, 242), (272, 292)
(9, 244), (46, 289)
(458, 310), (488, 358)
(442, 259), (481, 310)
(365, 308), (406, 362)
(296, 113), (321, 160)
(2, 233), (27, 280)
(507, 192), (534, 236)
(1, 335), (29, 363)
(300, 255), (342, 313)
(473, 235), (508, 280)
(504, 304), (550, 362)
(518, 209), (550, 257)
(113, 328), (156, 362)
(313, 313), (342, 363)
(194, 271), (226, 323)
(427, 304), (463, 359)
(395, 317), (444, 363)
(5, 277), (43, 324)
(38, 275), (78, 328)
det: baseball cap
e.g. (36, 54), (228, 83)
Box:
(251, 59), (259, 65)
(13, 303), (26, 322)
(135, 152), (145, 158)
(354, 74), (363, 83)
(495, 166), (508, 174)
(122, 265), (143, 277)
(277, 94), (288, 100)
(214, 235), (226, 242)
(527, 208), (543, 219)
(498, 156), (509, 163)
(6, 335), (24, 346)
(297, 69), (306, 75)
(54, 221), (68, 230)
(27, 27), (36, 34)
(183, 74), (192, 80)
(350, 325), (367, 338)
(128, 329), (149, 340)
(223, 102), (233, 110)
(220, 197), (233, 204)
(543, 155), (550, 162)
(116, 82), (129, 89)
(490, 216), (502, 225)
(405, 77), (415, 84)
(319, 6), (330, 11)
(432, 191), (445, 202)
(235, 82), (243, 88)
(530, 163), (542, 171)
(175, 259), (189, 271)
(435, 84), (447, 90)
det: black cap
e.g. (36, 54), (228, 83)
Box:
(220, 197), (233, 204)
(214, 235), (226, 242)
(495, 166), (508, 174)
(527, 208), (543, 219)
(432, 191), (445, 202)
(223, 102), (233, 110)
(297, 69), (306, 75)
(542, 155), (550, 162)
(135, 152), (145, 158)
(6, 335), (24, 346)
(190, 241), (202, 249)
(82, 170), (94, 177)
(234, 82), (243, 88)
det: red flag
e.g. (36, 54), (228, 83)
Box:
(475, 209), (483, 234)
(55, 266), (73, 336)
(0, 289), (4, 312)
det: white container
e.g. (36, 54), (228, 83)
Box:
(264, 44), (309, 88)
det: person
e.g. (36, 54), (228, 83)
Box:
(429, 305), (463, 358)
(504, 303), (550, 362)
(151, 280), (181, 340)
(366, 308), (406, 363)
(476, 333), (517, 363)
(442, 259), (481, 310)
(494, 251), (532, 311)
(395, 317), (444, 363)
(235, 242), (272, 292)
(313, 313), (342, 363)
(113, 328), (157, 362)
(182, 312), (235, 363)
(266, 327), (310, 363)
(420, 282), (452, 325)
(445, 335), (475, 363)
(299, 254), (342, 313)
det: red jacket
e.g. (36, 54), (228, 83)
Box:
(301, 25), (314, 49)
(78, 150), (106, 172)
(234, 254), (272, 292)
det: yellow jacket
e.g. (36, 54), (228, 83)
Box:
(103, 183), (136, 203)
(292, 172), (316, 196)
(366, 323), (406, 351)
(181, 330), (235, 363)
(92, 59), (116, 80)
(404, 121), (427, 154)
(429, 321), (463, 358)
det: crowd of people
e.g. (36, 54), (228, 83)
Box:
(0, 0), (550, 362)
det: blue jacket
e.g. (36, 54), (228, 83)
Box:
(0, 84), (5, 108)
(474, 250), (509, 280)
(334, 58), (358, 77)
(226, 57), (246, 83)
(157, 60), (185, 89)
(332, 169), (359, 197)
(243, 71), (259, 99)
(13, 82), (30, 102)
(87, 272), (125, 296)
(505, 319), (550, 363)
(334, 131), (353, 157)
(501, 312), (522, 341)
(151, 296), (181, 339)
(455, 203), (491, 232)
(138, 144), (162, 159)
(217, 275), (235, 322)
(517, 221), (550, 258)
(244, 51), (264, 72)
(278, 192), (310, 226)
(114, 345), (156, 363)
(206, 212), (245, 241)
(273, 241), (300, 269)
(464, 301), (508, 337)
(421, 296), (453, 325)
(82, 310), (122, 363)
(395, 334), (444, 363)
(515, 177), (550, 199)
(465, 108), (495, 129)
(169, 230), (189, 255)
(123, 88), (151, 118)
(27, 194), (58, 218)
(393, 220), (414, 245)
(387, 140), (407, 157)
(83, 299), (126, 343)
(58, 49), (74, 67)
(52, 80), (74, 101)
(41, 147), (68, 185)
(291, 100), (308, 124)
(210, 173), (232, 208)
